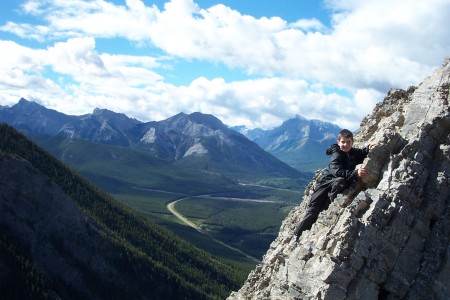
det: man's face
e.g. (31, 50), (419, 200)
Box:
(338, 137), (353, 152)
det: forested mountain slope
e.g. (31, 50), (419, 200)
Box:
(0, 123), (246, 299)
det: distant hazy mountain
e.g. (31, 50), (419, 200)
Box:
(0, 98), (303, 180)
(233, 115), (341, 172)
(0, 98), (78, 135)
(1, 98), (141, 146)
(61, 107), (142, 146)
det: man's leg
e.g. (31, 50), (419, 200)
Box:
(328, 177), (346, 202)
(293, 184), (331, 238)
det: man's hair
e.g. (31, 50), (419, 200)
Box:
(338, 129), (354, 141)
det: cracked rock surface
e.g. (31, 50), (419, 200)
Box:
(228, 58), (450, 300)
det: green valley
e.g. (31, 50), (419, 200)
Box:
(29, 132), (310, 267)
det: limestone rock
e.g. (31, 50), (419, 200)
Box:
(228, 58), (450, 300)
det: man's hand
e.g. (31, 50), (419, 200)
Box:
(358, 167), (369, 177)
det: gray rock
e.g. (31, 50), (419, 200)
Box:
(228, 57), (450, 300)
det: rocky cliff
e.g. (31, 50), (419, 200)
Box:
(229, 58), (450, 300)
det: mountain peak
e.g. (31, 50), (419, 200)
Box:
(138, 110), (302, 178)
(188, 111), (226, 130)
(18, 97), (30, 104)
(160, 111), (229, 137)
(229, 60), (450, 299)
(236, 114), (341, 171)
(92, 107), (119, 116)
(16, 98), (44, 109)
(92, 107), (104, 114)
(294, 114), (308, 121)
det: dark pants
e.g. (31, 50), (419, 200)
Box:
(294, 177), (346, 238)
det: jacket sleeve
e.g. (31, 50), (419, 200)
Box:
(327, 152), (358, 181)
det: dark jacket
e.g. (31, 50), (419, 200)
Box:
(315, 144), (369, 189)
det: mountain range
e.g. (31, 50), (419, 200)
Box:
(1, 98), (341, 176)
(0, 98), (305, 180)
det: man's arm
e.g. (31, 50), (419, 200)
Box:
(328, 152), (358, 180)
(355, 144), (376, 177)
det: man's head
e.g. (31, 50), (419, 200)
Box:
(337, 129), (354, 152)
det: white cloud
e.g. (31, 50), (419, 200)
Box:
(0, 37), (364, 129)
(290, 18), (326, 32)
(1, 0), (449, 131)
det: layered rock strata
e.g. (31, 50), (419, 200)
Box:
(229, 58), (450, 300)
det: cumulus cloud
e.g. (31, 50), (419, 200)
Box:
(290, 18), (326, 32)
(0, 0), (449, 130)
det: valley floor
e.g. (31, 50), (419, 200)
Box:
(166, 195), (266, 263)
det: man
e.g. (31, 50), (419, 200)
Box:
(292, 129), (373, 243)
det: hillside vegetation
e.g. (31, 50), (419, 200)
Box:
(27, 131), (309, 261)
(0, 123), (247, 299)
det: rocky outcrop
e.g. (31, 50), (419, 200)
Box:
(229, 58), (450, 300)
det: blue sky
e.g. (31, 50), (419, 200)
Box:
(0, 0), (449, 130)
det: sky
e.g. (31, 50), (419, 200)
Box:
(0, 0), (449, 130)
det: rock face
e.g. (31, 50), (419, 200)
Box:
(228, 59), (450, 300)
